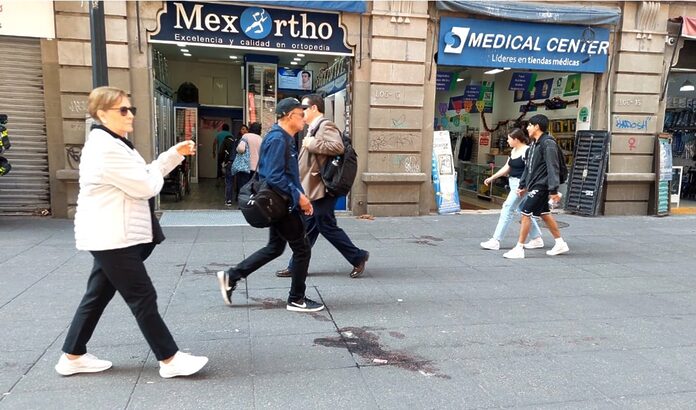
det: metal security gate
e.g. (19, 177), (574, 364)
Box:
(564, 130), (611, 216)
(0, 37), (49, 215)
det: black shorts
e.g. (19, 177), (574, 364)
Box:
(521, 189), (550, 217)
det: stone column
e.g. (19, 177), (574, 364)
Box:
(51, 1), (131, 218)
(360, 1), (430, 216)
(604, 1), (668, 215)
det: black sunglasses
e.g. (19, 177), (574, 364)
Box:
(108, 106), (137, 116)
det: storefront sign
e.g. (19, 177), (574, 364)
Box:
(432, 131), (461, 214)
(439, 17), (610, 73)
(0, 1), (55, 39)
(463, 85), (481, 101)
(436, 72), (454, 91)
(151, 1), (352, 55)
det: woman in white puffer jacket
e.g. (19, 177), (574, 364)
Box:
(55, 86), (208, 379)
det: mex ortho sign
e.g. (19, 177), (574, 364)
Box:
(438, 17), (610, 73)
(150, 1), (352, 55)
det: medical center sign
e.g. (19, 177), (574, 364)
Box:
(438, 18), (610, 73)
(150, 1), (352, 55)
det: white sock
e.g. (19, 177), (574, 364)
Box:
(516, 242), (525, 248)
(555, 237), (564, 245)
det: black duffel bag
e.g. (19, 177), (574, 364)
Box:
(238, 174), (290, 228)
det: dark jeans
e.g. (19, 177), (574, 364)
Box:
(235, 171), (254, 200)
(228, 210), (310, 303)
(288, 195), (366, 271)
(225, 163), (235, 202)
(62, 243), (178, 361)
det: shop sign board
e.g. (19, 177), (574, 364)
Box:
(509, 72), (536, 91)
(151, 1), (352, 55)
(439, 17), (610, 73)
(0, 1), (55, 39)
(432, 131), (461, 214)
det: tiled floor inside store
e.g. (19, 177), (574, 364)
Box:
(160, 177), (238, 211)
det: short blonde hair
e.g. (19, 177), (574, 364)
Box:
(88, 86), (128, 120)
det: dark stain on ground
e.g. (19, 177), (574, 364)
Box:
(190, 262), (230, 275)
(314, 327), (449, 379)
(410, 235), (444, 246)
(418, 235), (444, 242)
(389, 331), (406, 339)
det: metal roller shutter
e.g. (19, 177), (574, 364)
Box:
(0, 36), (49, 215)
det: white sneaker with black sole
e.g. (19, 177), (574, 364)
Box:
(546, 241), (570, 256)
(287, 297), (324, 312)
(216, 270), (237, 306)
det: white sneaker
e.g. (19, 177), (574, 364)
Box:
(480, 238), (500, 250)
(503, 246), (525, 259)
(159, 351), (208, 378)
(524, 237), (545, 249)
(55, 353), (112, 376)
(546, 241), (570, 256)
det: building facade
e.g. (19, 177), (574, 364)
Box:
(1, 1), (695, 218)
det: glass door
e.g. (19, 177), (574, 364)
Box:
(245, 61), (277, 132)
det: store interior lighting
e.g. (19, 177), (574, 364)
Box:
(680, 80), (695, 92)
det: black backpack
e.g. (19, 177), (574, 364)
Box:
(312, 120), (358, 197)
(545, 137), (568, 185)
(221, 135), (239, 163)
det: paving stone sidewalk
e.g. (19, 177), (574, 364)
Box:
(1, 213), (696, 409)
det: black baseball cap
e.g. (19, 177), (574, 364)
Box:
(276, 97), (308, 117)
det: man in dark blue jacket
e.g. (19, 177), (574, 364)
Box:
(216, 98), (324, 312)
(504, 114), (570, 259)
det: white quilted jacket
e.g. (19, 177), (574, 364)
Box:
(74, 128), (183, 251)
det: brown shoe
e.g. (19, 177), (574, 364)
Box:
(349, 251), (369, 278)
(275, 268), (292, 278)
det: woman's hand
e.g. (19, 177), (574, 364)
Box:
(484, 177), (493, 186)
(175, 140), (196, 156)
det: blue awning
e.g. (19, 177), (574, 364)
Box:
(436, 0), (621, 26)
(247, 1), (366, 14)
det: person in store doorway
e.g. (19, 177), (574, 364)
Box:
(56, 86), (208, 378)
(221, 126), (243, 206)
(480, 128), (544, 251)
(235, 122), (263, 193)
(276, 94), (370, 279)
(504, 114), (570, 259)
(216, 98), (323, 312)
(213, 123), (233, 187)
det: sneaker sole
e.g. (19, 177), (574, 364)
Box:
(55, 363), (112, 376)
(286, 305), (325, 312)
(546, 248), (569, 256)
(216, 271), (232, 306)
(481, 245), (500, 250)
(523, 244), (544, 249)
(159, 357), (209, 379)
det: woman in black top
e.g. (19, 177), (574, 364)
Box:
(480, 128), (543, 251)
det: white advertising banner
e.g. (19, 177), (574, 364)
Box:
(0, 1), (55, 39)
(432, 131), (461, 214)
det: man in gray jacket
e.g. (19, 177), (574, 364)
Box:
(276, 94), (369, 279)
(504, 114), (570, 259)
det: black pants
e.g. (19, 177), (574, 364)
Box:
(229, 210), (310, 303)
(62, 243), (178, 361)
(289, 195), (365, 271)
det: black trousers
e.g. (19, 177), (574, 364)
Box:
(289, 195), (365, 271)
(62, 242), (178, 361)
(229, 210), (310, 303)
